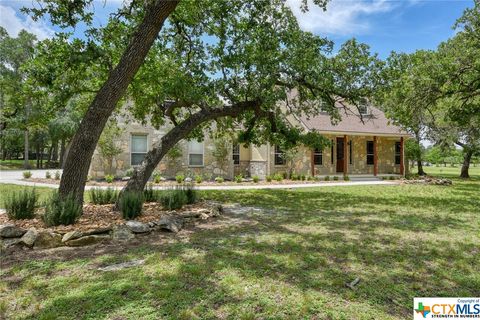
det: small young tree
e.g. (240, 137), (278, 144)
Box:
(97, 122), (123, 176)
(212, 136), (230, 177)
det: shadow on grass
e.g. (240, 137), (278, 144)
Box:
(3, 182), (479, 319)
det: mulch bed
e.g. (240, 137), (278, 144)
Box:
(0, 202), (208, 234)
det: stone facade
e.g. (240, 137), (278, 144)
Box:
(89, 113), (408, 180)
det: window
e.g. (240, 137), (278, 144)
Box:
(331, 140), (334, 164)
(366, 141), (374, 165)
(349, 141), (353, 165)
(313, 148), (322, 165)
(358, 99), (369, 116)
(233, 144), (240, 165)
(188, 140), (204, 166)
(395, 141), (401, 165)
(131, 134), (148, 166)
(274, 145), (285, 165)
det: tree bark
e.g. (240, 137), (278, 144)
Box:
(460, 149), (473, 179)
(116, 101), (261, 208)
(58, 0), (180, 204)
(417, 160), (426, 176)
(23, 129), (30, 169)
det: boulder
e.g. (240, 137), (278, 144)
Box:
(20, 228), (38, 247)
(62, 230), (83, 243)
(125, 221), (150, 233)
(185, 177), (193, 182)
(112, 225), (135, 241)
(1, 238), (22, 250)
(65, 235), (110, 247)
(83, 227), (112, 236)
(157, 217), (183, 233)
(34, 231), (62, 249)
(0, 224), (27, 238)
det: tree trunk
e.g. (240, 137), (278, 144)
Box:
(59, 139), (66, 167)
(36, 143), (40, 169)
(417, 160), (426, 176)
(116, 101), (261, 209)
(460, 150), (473, 179)
(23, 129), (30, 169)
(58, 0), (180, 205)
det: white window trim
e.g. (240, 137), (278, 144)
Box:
(233, 144), (240, 165)
(313, 148), (323, 166)
(130, 134), (148, 167)
(274, 145), (285, 166)
(188, 140), (204, 167)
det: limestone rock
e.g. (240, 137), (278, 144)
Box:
(62, 230), (82, 243)
(1, 238), (22, 249)
(157, 217), (183, 233)
(0, 224), (27, 238)
(112, 225), (135, 241)
(20, 228), (38, 247)
(125, 221), (150, 233)
(65, 235), (110, 247)
(98, 259), (145, 271)
(34, 231), (62, 249)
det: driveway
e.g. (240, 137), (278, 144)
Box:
(0, 169), (399, 190)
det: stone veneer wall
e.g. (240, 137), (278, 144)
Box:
(89, 119), (235, 180)
(268, 135), (405, 177)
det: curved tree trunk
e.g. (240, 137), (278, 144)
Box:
(116, 101), (261, 209)
(460, 150), (473, 179)
(58, 0), (180, 205)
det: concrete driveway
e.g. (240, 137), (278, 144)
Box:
(0, 169), (398, 191)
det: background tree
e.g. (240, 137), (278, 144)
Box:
(97, 121), (123, 176)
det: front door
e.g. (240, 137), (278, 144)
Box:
(336, 137), (344, 173)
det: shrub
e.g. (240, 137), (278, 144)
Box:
(266, 175), (272, 182)
(273, 173), (283, 182)
(143, 184), (160, 202)
(119, 192), (144, 219)
(125, 168), (134, 177)
(389, 176), (395, 180)
(152, 170), (162, 183)
(176, 174), (185, 184)
(89, 187), (118, 205)
(333, 176), (339, 181)
(4, 188), (37, 220)
(23, 171), (32, 179)
(183, 185), (198, 204)
(307, 175), (314, 181)
(291, 173), (298, 181)
(43, 193), (82, 226)
(343, 175), (350, 181)
(300, 174), (306, 181)
(215, 176), (224, 183)
(195, 175), (203, 184)
(160, 188), (187, 210)
(105, 174), (114, 183)
(234, 174), (243, 183)
(252, 175), (260, 183)
(282, 172), (288, 179)
(45, 171), (51, 179)
(314, 176), (321, 181)
(324, 175), (330, 181)
(54, 171), (61, 180)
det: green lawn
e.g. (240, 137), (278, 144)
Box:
(411, 164), (480, 178)
(1, 174), (479, 319)
(0, 184), (53, 207)
(0, 159), (38, 170)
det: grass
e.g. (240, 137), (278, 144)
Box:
(0, 159), (38, 170)
(411, 164), (480, 178)
(0, 184), (52, 207)
(0, 172), (479, 319)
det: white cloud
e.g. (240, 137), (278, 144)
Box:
(0, 4), (53, 40)
(286, 0), (395, 35)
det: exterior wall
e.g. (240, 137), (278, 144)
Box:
(267, 134), (406, 177)
(89, 116), (234, 180)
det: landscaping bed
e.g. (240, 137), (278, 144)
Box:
(0, 201), (222, 252)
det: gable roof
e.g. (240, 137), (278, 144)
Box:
(298, 101), (409, 137)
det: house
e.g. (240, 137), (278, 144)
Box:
(88, 100), (410, 180)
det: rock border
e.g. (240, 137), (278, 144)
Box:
(0, 203), (223, 253)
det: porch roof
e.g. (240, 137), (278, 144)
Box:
(298, 101), (410, 137)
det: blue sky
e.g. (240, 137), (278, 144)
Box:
(0, 0), (474, 58)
